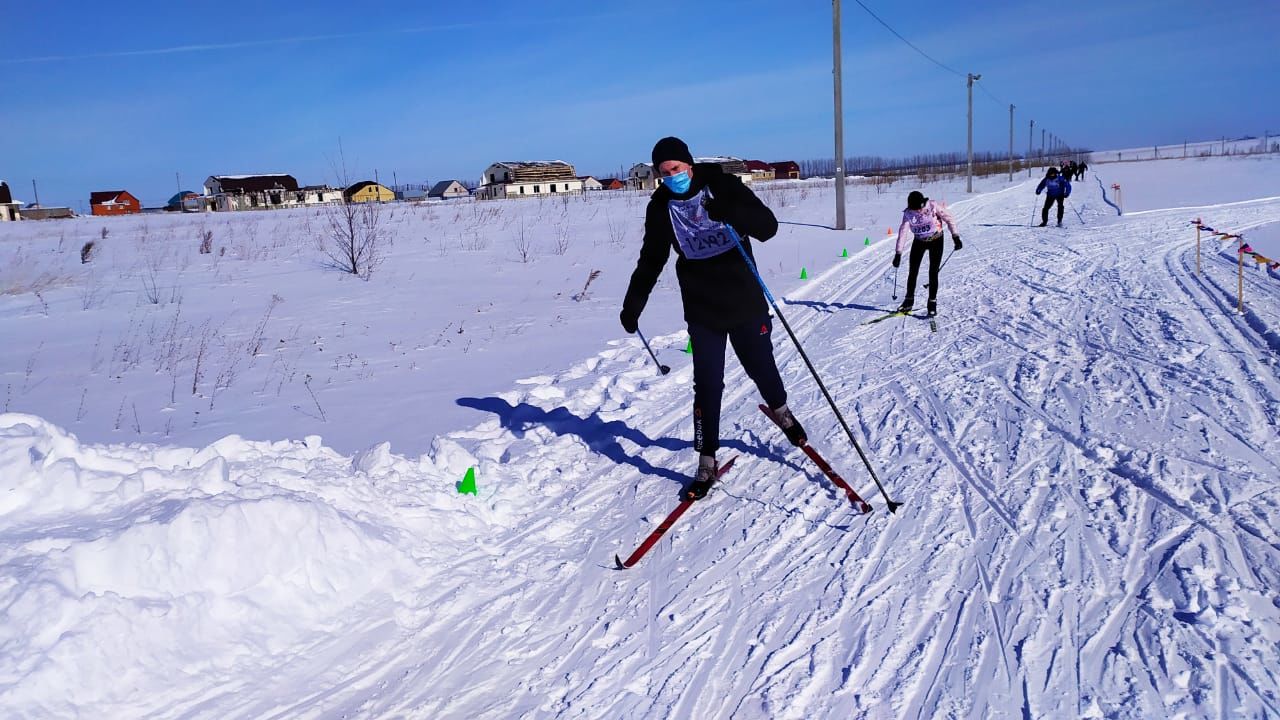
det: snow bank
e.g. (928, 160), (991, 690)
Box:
(0, 412), (520, 716)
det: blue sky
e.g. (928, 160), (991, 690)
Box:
(2, 0), (1276, 208)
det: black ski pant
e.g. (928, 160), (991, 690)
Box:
(903, 233), (944, 306)
(1042, 195), (1065, 224)
(689, 314), (787, 455)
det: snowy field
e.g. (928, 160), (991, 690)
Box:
(1, 153), (1279, 718)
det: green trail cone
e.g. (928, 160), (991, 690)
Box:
(684, 338), (693, 354)
(864, 236), (870, 246)
(457, 467), (477, 495)
(799, 267), (808, 280)
(841, 248), (849, 258)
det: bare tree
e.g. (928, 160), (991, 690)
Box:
(321, 142), (384, 279)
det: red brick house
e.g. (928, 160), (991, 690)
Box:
(90, 190), (141, 216)
(599, 178), (626, 190)
(770, 161), (801, 180)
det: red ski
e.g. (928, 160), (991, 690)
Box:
(759, 404), (873, 514)
(614, 456), (738, 570)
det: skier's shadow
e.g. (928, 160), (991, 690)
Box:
(782, 297), (881, 314)
(456, 397), (793, 487)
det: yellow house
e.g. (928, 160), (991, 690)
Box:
(344, 181), (394, 203)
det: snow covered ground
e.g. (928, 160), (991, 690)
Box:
(1, 153), (1279, 718)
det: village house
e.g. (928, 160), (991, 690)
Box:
(770, 160), (801, 180)
(19, 206), (75, 220)
(0, 181), (19, 221)
(395, 185), (428, 201)
(166, 191), (202, 212)
(578, 176), (603, 191)
(700, 156), (753, 184)
(300, 185), (344, 206)
(89, 190), (142, 216)
(200, 175), (340, 211)
(628, 162), (656, 191)
(204, 174), (302, 211)
(476, 161), (583, 200)
(428, 180), (469, 200)
(599, 178), (626, 190)
(344, 181), (394, 203)
(744, 160), (776, 182)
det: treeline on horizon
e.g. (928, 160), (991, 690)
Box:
(798, 149), (1091, 179)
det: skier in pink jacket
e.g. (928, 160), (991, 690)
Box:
(892, 190), (960, 317)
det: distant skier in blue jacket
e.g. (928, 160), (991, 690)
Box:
(1035, 167), (1071, 227)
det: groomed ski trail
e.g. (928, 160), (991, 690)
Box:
(161, 176), (1280, 719)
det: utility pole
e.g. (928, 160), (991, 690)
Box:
(966, 72), (980, 192)
(832, 0), (847, 229)
(31, 179), (40, 208)
(1029, 119), (1034, 177)
(1041, 129), (1045, 162)
(1008, 104), (1014, 182)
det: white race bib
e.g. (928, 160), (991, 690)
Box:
(668, 190), (735, 260)
(909, 208), (938, 237)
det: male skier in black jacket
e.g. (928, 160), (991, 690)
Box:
(621, 136), (805, 500)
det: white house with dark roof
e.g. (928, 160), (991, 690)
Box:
(428, 180), (469, 200)
(476, 161), (583, 200)
(202, 174), (341, 211)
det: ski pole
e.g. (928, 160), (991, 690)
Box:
(723, 224), (901, 513)
(925, 248), (955, 289)
(635, 327), (671, 376)
(892, 264), (900, 300)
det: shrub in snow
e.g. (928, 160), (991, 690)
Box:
(322, 201), (383, 279)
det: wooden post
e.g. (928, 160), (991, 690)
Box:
(1237, 236), (1245, 313)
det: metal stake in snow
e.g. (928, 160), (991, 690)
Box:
(723, 224), (901, 513)
(635, 327), (671, 375)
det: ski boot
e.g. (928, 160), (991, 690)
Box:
(1038, 220), (1048, 227)
(1057, 219), (1063, 227)
(683, 455), (718, 500)
(927, 301), (937, 318)
(771, 404), (808, 447)
(896, 300), (914, 314)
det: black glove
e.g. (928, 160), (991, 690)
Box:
(619, 308), (638, 334)
(892, 253), (901, 268)
(703, 196), (730, 223)
(953, 235), (963, 251)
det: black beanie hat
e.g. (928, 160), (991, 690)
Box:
(907, 190), (927, 210)
(652, 136), (694, 168)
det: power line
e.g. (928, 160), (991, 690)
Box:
(850, 0), (964, 78)
(849, 0), (1072, 155)
(976, 81), (1007, 108)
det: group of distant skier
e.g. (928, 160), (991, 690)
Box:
(619, 134), (1090, 498)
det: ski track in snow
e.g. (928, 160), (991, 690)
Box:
(279, 178), (1279, 719)
(4, 167), (1280, 718)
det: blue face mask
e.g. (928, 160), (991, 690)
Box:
(662, 170), (691, 194)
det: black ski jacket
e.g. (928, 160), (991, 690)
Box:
(622, 163), (778, 331)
